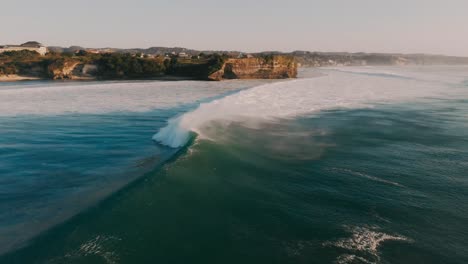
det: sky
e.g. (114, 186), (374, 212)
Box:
(1, 0), (468, 56)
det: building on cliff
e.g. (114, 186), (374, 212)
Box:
(0, 41), (48, 56)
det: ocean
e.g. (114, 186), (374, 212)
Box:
(0, 66), (467, 264)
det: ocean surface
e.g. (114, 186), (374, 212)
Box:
(0, 66), (467, 264)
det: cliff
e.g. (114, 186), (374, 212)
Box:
(47, 60), (80, 79)
(1, 51), (298, 82)
(208, 56), (297, 81)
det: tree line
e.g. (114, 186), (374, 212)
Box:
(0, 50), (229, 79)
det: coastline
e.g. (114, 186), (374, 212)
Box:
(0, 75), (42, 82)
(1, 54), (297, 83)
(0, 75), (203, 83)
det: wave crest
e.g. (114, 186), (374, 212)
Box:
(153, 70), (450, 148)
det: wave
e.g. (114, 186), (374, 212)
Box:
(153, 70), (451, 148)
(328, 67), (414, 80)
(330, 168), (404, 187)
(327, 66), (468, 85)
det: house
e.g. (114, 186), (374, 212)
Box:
(237, 53), (254, 59)
(178, 52), (190, 58)
(0, 41), (48, 56)
(86, 49), (101, 54)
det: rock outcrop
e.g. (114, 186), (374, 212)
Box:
(208, 56), (297, 81)
(47, 61), (98, 80)
(47, 60), (81, 80)
(71, 64), (98, 79)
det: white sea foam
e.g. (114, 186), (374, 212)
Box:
(61, 235), (121, 264)
(331, 168), (404, 187)
(0, 80), (267, 117)
(154, 68), (462, 148)
(324, 226), (411, 264)
(325, 226), (410, 254)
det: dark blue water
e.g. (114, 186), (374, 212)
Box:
(1, 68), (467, 263)
(0, 111), (177, 254)
(0, 81), (252, 254)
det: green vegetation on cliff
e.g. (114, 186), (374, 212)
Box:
(167, 54), (228, 79)
(0, 50), (297, 81)
(0, 51), (168, 79)
(96, 53), (166, 79)
(0, 50), (43, 75)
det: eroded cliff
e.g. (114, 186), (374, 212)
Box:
(208, 56), (297, 81)
(1, 51), (297, 81)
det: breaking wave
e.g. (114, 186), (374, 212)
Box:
(153, 70), (452, 148)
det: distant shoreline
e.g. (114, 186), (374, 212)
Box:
(0, 74), (42, 82)
(0, 74), (202, 83)
(1, 51), (297, 82)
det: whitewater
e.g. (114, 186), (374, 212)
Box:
(0, 79), (269, 116)
(153, 66), (468, 148)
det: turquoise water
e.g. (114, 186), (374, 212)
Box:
(1, 67), (468, 263)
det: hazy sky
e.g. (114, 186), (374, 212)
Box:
(2, 0), (468, 56)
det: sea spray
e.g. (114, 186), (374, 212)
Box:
(152, 116), (191, 148)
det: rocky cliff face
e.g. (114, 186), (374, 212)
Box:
(48, 61), (97, 80)
(47, 60), (80, 80)
(208, 56), (297, 81)
(71, 64), (98, 79)
(1, 54), (297, 81)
